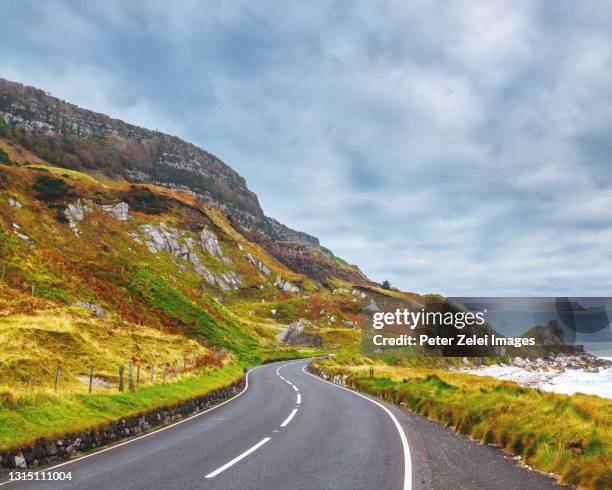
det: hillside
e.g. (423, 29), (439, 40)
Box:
(0, 137), (371, 372)
(0, 79), (338, 254)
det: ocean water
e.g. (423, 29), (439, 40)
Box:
(538, 367), (612, 398)
(465, 365), (612, 399)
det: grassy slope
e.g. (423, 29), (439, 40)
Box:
(314, 360), (612, 489)
(0, 363), (243, 452)
(0, 310), (210, 389)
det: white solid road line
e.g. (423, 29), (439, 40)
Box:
(296, 393), (301, 404)
(280, 408), (298, 427)
(301, 365), (413, 490)
(0, 362), (271, 487)
(292, 385), (299, 392)
(205, 437), (271, 478)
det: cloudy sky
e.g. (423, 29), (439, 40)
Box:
(2, 0), (612, 295)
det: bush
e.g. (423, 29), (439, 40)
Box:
(123, 186), (169, 215)
(33, 175), (75, 203)
(0, 148), (11, 165)
(382, 279), (392, 290)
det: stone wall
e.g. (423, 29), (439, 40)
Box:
(0, 376), (245, 470)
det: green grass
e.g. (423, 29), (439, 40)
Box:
(125, 268), (258, 357)
(314, 361), (612, 489)
(25, 164), (101, 185)
(0, 310), (210, 389)
(0, 362), (243, 452)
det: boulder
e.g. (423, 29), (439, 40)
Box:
(14, 453), (26, 469)
(363, 299), (380, 314)
(8, 197), (21, 209)
(75, 301), (107, 319)
(100, 202), (129, 221)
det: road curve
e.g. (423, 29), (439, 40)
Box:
(2, 359), (565, 490)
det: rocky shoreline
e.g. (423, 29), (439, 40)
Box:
(472, 352), (612, 372)
(460, 353), (612, 397)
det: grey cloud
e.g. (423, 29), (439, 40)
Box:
(1, 0), (612, 295)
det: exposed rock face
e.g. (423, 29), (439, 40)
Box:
(363, 299), (380, 314)
(100, 202), (129, 221)
(506, 352), (610, 371)
(12, 223), (32, 244)
(239, 227), (367, 285)
(131, 222), (240, 290)
(8, 197), (21, 209)
(281, 319), (323, 347)
(244, 253), (271, 276)
(0, 79), (325, 253)
(65, 200), (93, 235)
(75, 301), (107, 319)
(65, 200), (129, 234)
(218, 270), (241, 290)
(274, 275), (299, 293)
(200, 229), (231, 264)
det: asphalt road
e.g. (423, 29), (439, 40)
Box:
(1, 359), (566, 490)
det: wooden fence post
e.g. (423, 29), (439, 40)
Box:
(192, 352), (196, 368)
(162, 363), (167, 383)
(173, 360), (177, 378)
(53, 365), (61, 390)
(88, 366), (94, 394)
(128, 359), (134, 391)
(150, 364), (154, 384)
(136, 364), (141, 386)
(118, 365), (125, 392)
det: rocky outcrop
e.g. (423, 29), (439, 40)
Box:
(64, 199), (130, 235)
(363, 299), (380, 314)
(200, 229), (231, 264)
(0, 376), (245, 469)
(239, 226), (367, 285)
(131, 222), (240, 290)
(75, 301), (107, 319)
(281, 319), (322, 347)
(506, 353), (610, 372)
(0, 78), (340, 261)
(8, 197), (21, 209)
(244, 253), (271, 276)
(12, 223), (32, 244)
(100, 202), (129, 221)
(274, 275), (299, 293)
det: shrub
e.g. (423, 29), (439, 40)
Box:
(123, 186), (169, 215)
(382, 279), (392, 290)
(0, 148), (11, 165)
(33, 175), (74, 203)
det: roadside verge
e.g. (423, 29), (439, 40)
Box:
(0, 364), (245, 471)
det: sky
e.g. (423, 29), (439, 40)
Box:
(1, 0), (612, 296)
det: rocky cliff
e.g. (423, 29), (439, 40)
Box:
(0, 79), (324, 251)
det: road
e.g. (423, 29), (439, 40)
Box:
(2, 359), (565, 490)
